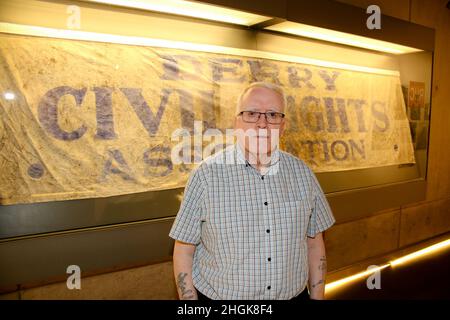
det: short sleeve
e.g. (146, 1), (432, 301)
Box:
(307, 171), (335, 237)
(169, 166), (206, 245)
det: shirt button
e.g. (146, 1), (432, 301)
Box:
(266, 229), (270, 233)
(268, 258), (271, 262)
(264, 201), (268, 206)
(261, 176), (264, 180)
(267, 286), (271, 290)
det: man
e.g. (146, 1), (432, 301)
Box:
(169, 82), (335, 300)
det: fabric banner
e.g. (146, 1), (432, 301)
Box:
(0, 33), (415, 204)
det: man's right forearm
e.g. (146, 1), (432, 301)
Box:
(173, 240), (198, 300)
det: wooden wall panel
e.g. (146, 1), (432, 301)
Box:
(19, 261), (177, 300)
(411, 0), (450, 201)
(325, 209), (400, 271)
(399, 197), (450, 247)
(410, 0), (449, 28)
(0, 291), (19, 300)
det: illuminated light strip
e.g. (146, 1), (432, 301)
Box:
(266, 21), (423, 55)
(81, 0), (271, 26)
(0, 22), (399, 76)
(390, 239), (450, 267)
(325, 264), (389, 293)
(325, 238), (450, 293)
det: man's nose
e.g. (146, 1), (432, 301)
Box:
(256, 113), (268, 128)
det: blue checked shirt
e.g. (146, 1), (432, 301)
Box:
(169, 144), (335, 300)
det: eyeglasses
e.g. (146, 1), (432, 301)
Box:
(238, 111), (285, 124)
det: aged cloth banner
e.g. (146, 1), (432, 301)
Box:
(0, 34), (415, 204)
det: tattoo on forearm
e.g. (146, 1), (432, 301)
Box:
(311, 279), (324, 289)
(319, 256), (327, 272)
(176, 272), (194, 299)
(311, 256), (327, 290)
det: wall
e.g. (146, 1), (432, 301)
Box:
(0, 0), (449, 299)
(326, 0), (450, 273)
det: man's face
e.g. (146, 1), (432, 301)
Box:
(234, 86), (286, 156)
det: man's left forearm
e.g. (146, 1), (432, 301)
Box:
(307, 232), (327, 300)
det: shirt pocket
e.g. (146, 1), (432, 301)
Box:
(278, 200), (311, 243)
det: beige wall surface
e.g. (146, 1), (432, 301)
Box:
(1, 0), (449, 299)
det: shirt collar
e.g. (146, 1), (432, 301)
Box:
(235, 143), (280, 169)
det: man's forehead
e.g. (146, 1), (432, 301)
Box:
(241, 87), (284, 110)
(244, 86), (280, 97)
(244, 86), (282, 101)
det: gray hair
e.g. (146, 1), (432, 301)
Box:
(236, 82), (287, 114)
